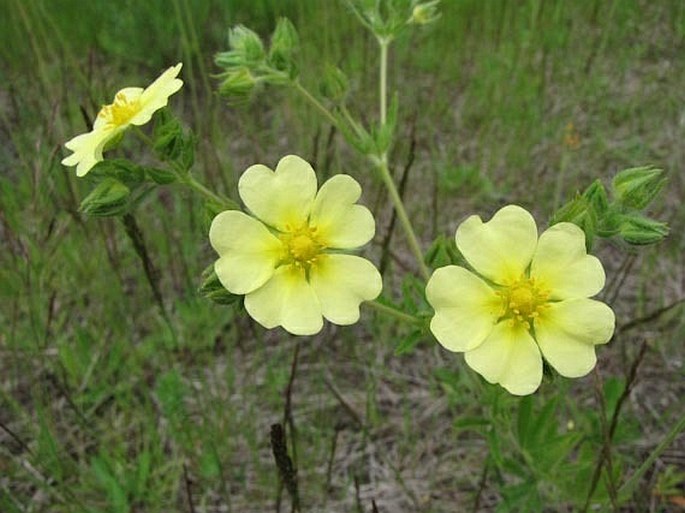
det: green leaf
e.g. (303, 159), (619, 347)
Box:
(79, 178), (131, 217)
(198, 265), (241, 306)
(394, 330), (423, 355)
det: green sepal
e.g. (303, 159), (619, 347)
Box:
(79, 178), (131, 217)
(198, 265), (241, 306)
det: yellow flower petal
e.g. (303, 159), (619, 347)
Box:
(309, 175), (375, 249)
(535, 299), (615, 378)
(130, 63), (183, 126)
(61, 127), (119, 177)
(209, 210), (282, 294)
(426, 266), (501, 352)
(456, 205), (538, 285)
(531, 222), (605, 299)
(309, 254), (382, 325)
(238, 155), (317, 231)
(464, 321), (542, 395)
(245, 265), (323, 335)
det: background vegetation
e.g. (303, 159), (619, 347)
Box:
(1, 0), (684, 511)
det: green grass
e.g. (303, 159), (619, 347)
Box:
(1, 0), (685, 511)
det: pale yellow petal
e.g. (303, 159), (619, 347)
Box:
(535, 298), (615, 378)
(426, 266), (501, 352)
(130, 63), (183, 126)
(209, 210), (282, 295)
(464, 321), (542, 395)
(238, 155), (317, 231)
(309, 174), (375, 249)
(531, 222), (605, 299)
(456, 205), (538, 285)
(309, 254), (382, 325)
(61, 127), (118, 177)
(244, 265), (323, 335)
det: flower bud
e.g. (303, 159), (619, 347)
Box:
(319, 65), (349, 104)
(618, 214), (669, 245)
(612, 166), (667, 210)
(79, 178), (130, 217)
(408, 1), (441, 25)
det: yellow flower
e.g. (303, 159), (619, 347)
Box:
(62, 63), (183, 177)
(426, 205), (615, 395)
(209, 155), (382, 336)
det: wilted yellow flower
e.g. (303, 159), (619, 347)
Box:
(62, 63), (183, 177)
(426, 205), (615, 395)
(210, 155), (382, 336)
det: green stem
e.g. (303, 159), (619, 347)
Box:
(367, 300), (421, 325)
(183, 175), (237, 209)
(602, 411), (685, 511)
(293, 81), (339, 127)
(378, 159), (430, 281)
(134, 127), (236, 208)
(379, 38), (389, 125)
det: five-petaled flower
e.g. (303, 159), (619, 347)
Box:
(426, 205), (615, 395)
(210, 155), (382, 336)
(62, 63), (183, 177)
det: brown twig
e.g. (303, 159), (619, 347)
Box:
(582, 339), (649, 511)
(283, 341), (301, 467)
(183, 463), (196, 513)
(270, 423), (300, 513)
(472, 457), (489, 512)
(618, 298), (685, 334)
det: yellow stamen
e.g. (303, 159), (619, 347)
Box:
(496, 276), (550, 329)
(98, 92), (141, 127)
(279, 224), (324, 268)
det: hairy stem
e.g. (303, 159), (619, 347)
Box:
(366, 300), (422, 325)
(293, 80), (339, 127)
(379, 38), (389, 125)
(377, 159), (430, 280)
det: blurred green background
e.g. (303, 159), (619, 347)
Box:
(1, 0), (684, 511)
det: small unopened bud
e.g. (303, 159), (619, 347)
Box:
(408, 1), (441, 25)
(618, 214), (669, 245)
(319, 65), (349, 104)
(218, 68), (257, 102)
(79, 178), (130, 217)
(269, 18), (299, 77)
(612, 166), (667, 210)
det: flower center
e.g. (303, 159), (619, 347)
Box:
(98, 92), (141, 127)
(280, 224), (323, 267)
(498, 277), (549, 328)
